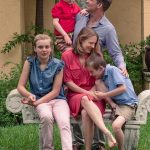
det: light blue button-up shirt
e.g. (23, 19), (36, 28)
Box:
(102, 64), (138, 106)
(27, 56), (66, 100)
(73, 13), (126, 68)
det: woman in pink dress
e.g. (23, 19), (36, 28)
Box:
(62, 27), (116, 150)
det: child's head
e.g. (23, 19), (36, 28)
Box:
(85, 53), (106, 79)
(33, 34), (53, 58)
(74, 27), (102, 56)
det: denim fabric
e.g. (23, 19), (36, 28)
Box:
(102, 64), (138, 106)
(27, 56), (66, 100)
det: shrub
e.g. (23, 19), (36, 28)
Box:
(0, 63), (22, 126)
(103, 42), (144, 94)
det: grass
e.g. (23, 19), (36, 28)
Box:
(0, 124), (61, 150)
(0, 114), (150, 150)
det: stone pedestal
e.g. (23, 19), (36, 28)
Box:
(143, 70), (150, 89)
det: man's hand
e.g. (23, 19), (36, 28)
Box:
(119, 67), (129, 77)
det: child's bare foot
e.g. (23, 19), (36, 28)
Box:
(105, 132), (116, 148)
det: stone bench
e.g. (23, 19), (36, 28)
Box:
(6, 89), (150, 150)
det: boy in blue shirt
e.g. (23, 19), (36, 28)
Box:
(85, 53), (138, 150)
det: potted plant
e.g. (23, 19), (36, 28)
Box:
(145, 35), (150, 71)
(143, 35), (150, 89)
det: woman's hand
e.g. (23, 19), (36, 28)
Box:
(86, 91), (99, 100)
(94, 91), (107, 99)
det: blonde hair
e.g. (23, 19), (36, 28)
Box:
(34, 34), (53, 48)
(32, 34), (54, 56)
(74, 27), (102, 56)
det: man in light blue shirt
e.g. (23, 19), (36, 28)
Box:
(72, 0), (128, 150)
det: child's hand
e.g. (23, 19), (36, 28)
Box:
(80, 9), (88, 16)
(109, 102), (117, 109)
(95, 91), (107, 99)
(21, 94), (36, 105)
(64, 34), (72, 45)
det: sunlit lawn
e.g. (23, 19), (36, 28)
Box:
(0, 114), (150, 150)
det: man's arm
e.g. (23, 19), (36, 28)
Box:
(105, 27), (128, 76)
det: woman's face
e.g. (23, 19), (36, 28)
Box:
(34, 39), (52, 60)
(81, 36), (97, 54)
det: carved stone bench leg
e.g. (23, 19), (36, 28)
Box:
(124, 124), (140, 150)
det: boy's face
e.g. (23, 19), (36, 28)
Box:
(87, 65), (105, 79)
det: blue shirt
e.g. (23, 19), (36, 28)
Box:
(27, 56), (66, 100)
(73, 13), (126, 68)
(102, 64), (138, 106)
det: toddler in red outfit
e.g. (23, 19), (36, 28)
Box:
(51, 0), (87, 52)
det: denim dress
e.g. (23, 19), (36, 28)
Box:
(27, 56), (66, 100)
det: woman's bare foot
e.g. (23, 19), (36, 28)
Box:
(105, 132), (117, 148)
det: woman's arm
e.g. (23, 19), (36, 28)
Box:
(66, 81), (88, 94)
(34, 69), (64, 106)
(66, 81), (97, 99)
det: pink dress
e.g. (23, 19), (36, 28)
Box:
(62, 49), (106, 117)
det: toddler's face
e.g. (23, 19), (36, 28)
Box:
(64, 0), (75, 4)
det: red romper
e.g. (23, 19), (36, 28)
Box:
(51, 0), (80, 35)
(62, 49), (106, 117)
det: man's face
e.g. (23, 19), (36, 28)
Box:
(86, 0), (100, 13)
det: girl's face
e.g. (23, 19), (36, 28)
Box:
(34, 39), (52, 60)
(81, 36), (97, 54)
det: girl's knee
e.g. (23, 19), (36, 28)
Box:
(40, 114), (54, 124)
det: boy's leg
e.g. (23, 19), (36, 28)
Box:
(112, 116), (126, 150)
(112, 105), (135, 150)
